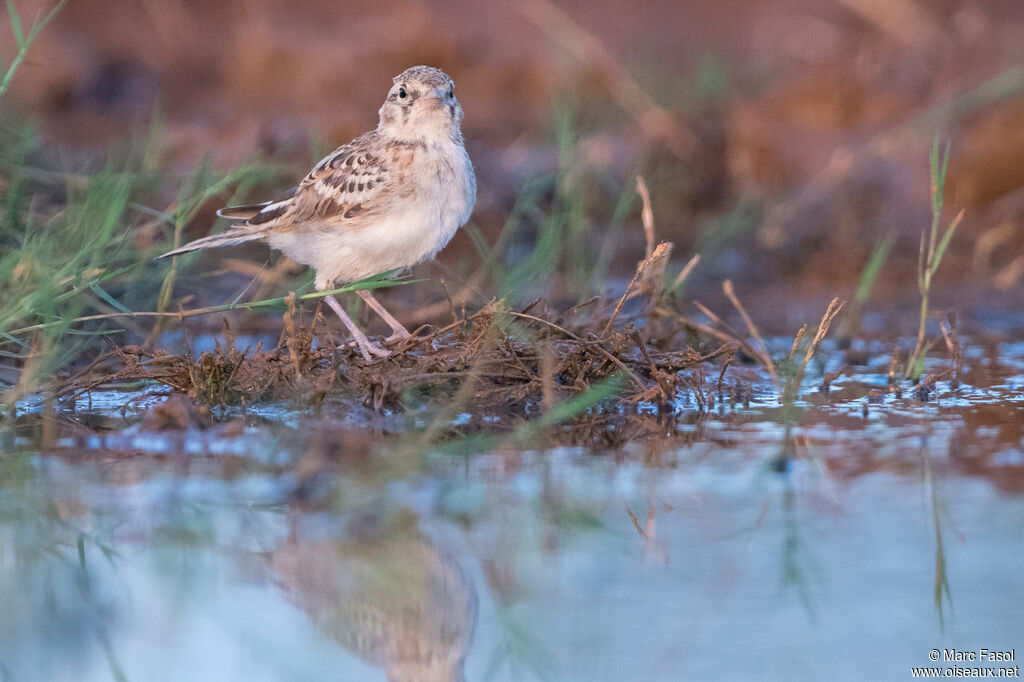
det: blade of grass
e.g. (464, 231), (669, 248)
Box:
(88, 281), (134, 315)
(907, 134), (962, 380)
(6, 278), (419, 337)
(6, 0), (24, 45)
(0, 0), (67, 100)
(931, 209), (964, 278)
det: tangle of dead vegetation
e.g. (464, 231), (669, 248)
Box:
(54, 176), (851, 419)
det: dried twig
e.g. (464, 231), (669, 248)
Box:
(939, 310), (961, 388)
(669, 254), (700, 292)
(603, 242), (671, 336)
(722, 280), (779, 387)
(510, 311), (645, 391)
(783, 298), (846, 402)
(635, 176), (656, 259)
(789, 325), (808, 363)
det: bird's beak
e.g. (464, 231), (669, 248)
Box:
(423, 87), (446, 102)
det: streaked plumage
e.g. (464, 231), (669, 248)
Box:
(161, 66), (476, 360)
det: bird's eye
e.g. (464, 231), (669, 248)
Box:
(398, 86), (407, 99)
(447, 85), (454, 98)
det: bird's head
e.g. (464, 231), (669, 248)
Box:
(377, 66), (463, 144)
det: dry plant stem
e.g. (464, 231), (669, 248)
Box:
(555, 296), (600, 325)
(691, 301), (741, 339)
(716, 346), (736, 395)
(602, 178), (657, 335)
(439, 279), (460, 326)
(503, 336), (537, 383)
(602, 252), (646, 335)
(722, 280), (779, 387)
(939, 311), (961, 387)
(539, 343), (556, 412)
(602, 243), (672, 336)
(802, 298), (844, 373)
(888, 348), (901, 385)
(519, 0), (695, 156)
(670, 254), (700, 291)
(625, 504), (645, 536)
(636, 242), (672, 309)
(948, 311), (961, 385)
(789, 325), (808, 363)
(678, 304), (758, 358)
(284, 293), (303, 381)
(630, 175), (673, 310)
(635, 176), (656, 259)
(784, 298), (845, 402)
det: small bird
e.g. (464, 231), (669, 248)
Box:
(161, 66), (476, 360)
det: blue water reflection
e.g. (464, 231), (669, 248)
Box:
(2, 405), (1021, 681)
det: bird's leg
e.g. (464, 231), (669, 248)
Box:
(356, 289), (412, 343)
(324, 294), (390, 360)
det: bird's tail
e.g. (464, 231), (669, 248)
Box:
(159, 202), (273, 259)
(159, 224), (267, 259)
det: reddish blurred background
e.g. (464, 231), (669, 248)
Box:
(2, 0), (1023, 321)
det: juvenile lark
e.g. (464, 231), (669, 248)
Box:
(161, 66), (476, 360)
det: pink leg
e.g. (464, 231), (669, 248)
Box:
(324, 295), (389, 360)
(356, 289), (411, 343)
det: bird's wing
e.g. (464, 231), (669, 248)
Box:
(226, 132), (406, 231)
(217, 202), (274, 220)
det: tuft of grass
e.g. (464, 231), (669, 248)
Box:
(1, 141), (141, 405)
(0, 0), (296, 402)
(906, 135), (964, 381)
(0, 122), (285, 408)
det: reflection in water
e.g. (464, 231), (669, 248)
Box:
(1, 338), (1023, 680)
(268, 510), (477, 682)
(921, 428), (954, 629)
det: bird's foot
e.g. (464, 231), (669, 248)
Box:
(384, 328), (413, 345)
(350, 337), (391, 361)
(325, 293), (391, 361)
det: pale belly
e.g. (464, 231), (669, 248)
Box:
(267, 151), (475, 289)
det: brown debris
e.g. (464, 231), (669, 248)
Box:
(58, 273), (748, 421)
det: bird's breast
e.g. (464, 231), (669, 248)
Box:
(423, 142), (476, 237)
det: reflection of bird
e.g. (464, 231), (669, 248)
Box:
(161, 66), (476, 361)
(269, 510), (477, 682)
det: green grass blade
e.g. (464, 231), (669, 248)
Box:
(5, 0), (24, 46)
(930, 211), (963, 278)
(89, 281), (134, 314)
(464, 223), (494, 263)
(853, 231), (894, 306)
(0, 330), (30, 349)
(537, 374), (624, 426)
(26, 0), (66, 41)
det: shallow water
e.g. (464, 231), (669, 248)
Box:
(2, 341), (1023, 681)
